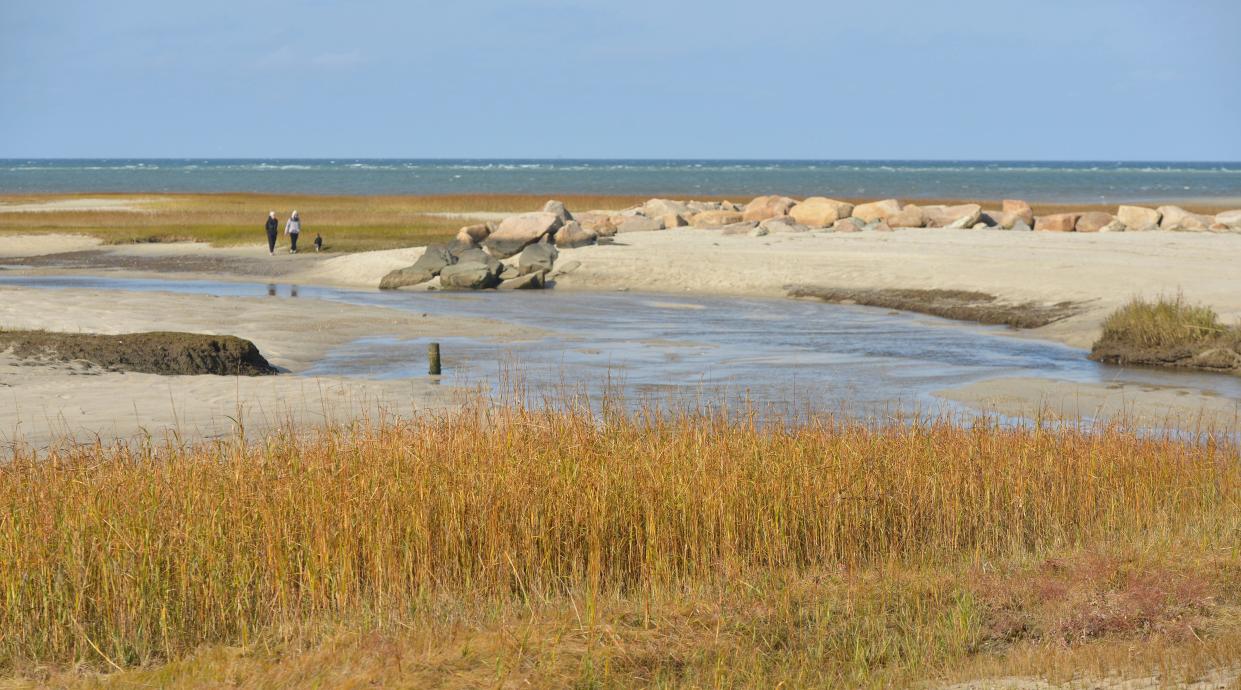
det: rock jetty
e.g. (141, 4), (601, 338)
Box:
(378, 196), (1241, 291)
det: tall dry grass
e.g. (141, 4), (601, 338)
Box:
(1, 401), (1238, 683)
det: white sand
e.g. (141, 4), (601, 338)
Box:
(0, 197), (162, 213)
(544, 227), (1241, 349)
(0, 233), (102, 257)
(936, 377), (1241, 432)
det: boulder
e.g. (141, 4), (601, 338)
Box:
(1010, 219), (1033, 232)
(1158, 205), (1211, 231)
(454, 247), (502, 273)
(1098, 219), (1126, 233)
(554, 220), (597, 248)
(741, 195), (798, 222)
(642, 198), (693, 218)
(1115, 206), (1161, 229)
(971, 223), (989, 230)
(1209, 223), (1233, 233)
(749, 226), (769, 237)
(499, 270), (548, 290)
(691, 210), (745, 228)
(1216, 209), (1241, 229)
(831, 218), (864, 233)
(1035, 213), (1078, 232)
(887, 204), (926, 228)
(789, 197), (854, 227)
(377, 244), (457, 290)
(614, 216), (664, 233)
(542, 199), (573, 223)
(980, 210), (1020, 229)
(923, 204), (982, 229)
(1001, 200), (1035, 226)
(868, 221), (894, 232)
(517, 242), (558, 275)
(439, 262), (499, 289)
(759, 215), (810, 233)
(662, 213), (689, 228)
(455, 223), (491, 246)
(720, 221), (760, 235)
(1075, 212), (1115, 233)
(851, 199), (902, 224)
(483, 212), (562, 258)
(687, 201), (722, 212)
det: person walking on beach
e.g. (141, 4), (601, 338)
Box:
(285, 210), (301, 253)
(264, 211), (279, 255)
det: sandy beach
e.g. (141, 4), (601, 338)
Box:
(2, 222), (1240, 442)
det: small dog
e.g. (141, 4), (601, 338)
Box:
(313, 233), (323, 252)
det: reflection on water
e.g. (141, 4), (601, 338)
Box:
(3, 274), (1240, 417)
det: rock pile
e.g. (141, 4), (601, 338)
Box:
(378, 196), (1241, 291)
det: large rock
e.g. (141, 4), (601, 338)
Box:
(691, 210), (745, 228)
(720, 221), (760, 235)
(542, 199), (573, 223)
(455, 223), (492, 246)
(851, 199), (901, 224)
(887, 204), (926, 228)
(1116, 205), (1161, 229)
(1010, 219), (1033, 232)
(484, 212), (563, 258)
(439, 262), (499, 289)
(980, 210), (1019, 229)
(1001, 200), (1034, 226)
(686, 201), (723, 212)
(1216, 209), (1241, 229)
(1098, 219), (1126, 232)
(642, 198), (693, 218)
(454, 247), (502, 273)
(377, 244), (457, 290)
(1075, 212), (1115, 233)
(614, 216), (664, 233)
(1035, 213), (1078, 232)
(741, 195), (798, 222)
(499, 270), (547, 290)
(923, 204), (982, 229)
(554, 220), (597, 248)
(662, 213), (689, 228)
(1158, 205), (1212, 231)
(759, 215), (810, 233)
(789, 197), (853, 227)
(831, 218), (864, 233)
(517, 242), (558, 275)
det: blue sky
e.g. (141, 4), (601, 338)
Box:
(2, 0), (1238, 160)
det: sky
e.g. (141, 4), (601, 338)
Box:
(1, 0), (1239, 160)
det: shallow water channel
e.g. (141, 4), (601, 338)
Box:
(4, 274), (1241, 417)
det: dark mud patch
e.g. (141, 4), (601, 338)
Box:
(1090, 338), (1241, 375)
(0, 330), (278, 376)
(786, 286), (1082, 329)
(6, 248), (324, 279)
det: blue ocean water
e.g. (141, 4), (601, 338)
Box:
(1, 159), (1239, 202)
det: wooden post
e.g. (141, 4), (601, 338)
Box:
(428, 342), (441, 375)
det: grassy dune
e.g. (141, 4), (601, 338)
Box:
(1, 403), (1238, 687)
(1091, 295), (1241, 373)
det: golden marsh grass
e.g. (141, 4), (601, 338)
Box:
(1, 402), (1239, 686)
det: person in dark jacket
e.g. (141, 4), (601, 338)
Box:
(265, 211), (279, 255)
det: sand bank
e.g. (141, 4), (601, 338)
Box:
(938, 377), (1241, 432)
(0, 285), (541, 448)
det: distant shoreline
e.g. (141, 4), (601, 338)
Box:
(3, 159), (1240, 202)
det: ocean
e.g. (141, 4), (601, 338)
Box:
(1, 159), (1239, 203)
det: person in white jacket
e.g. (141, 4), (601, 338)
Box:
(285, 211), (302, 253)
